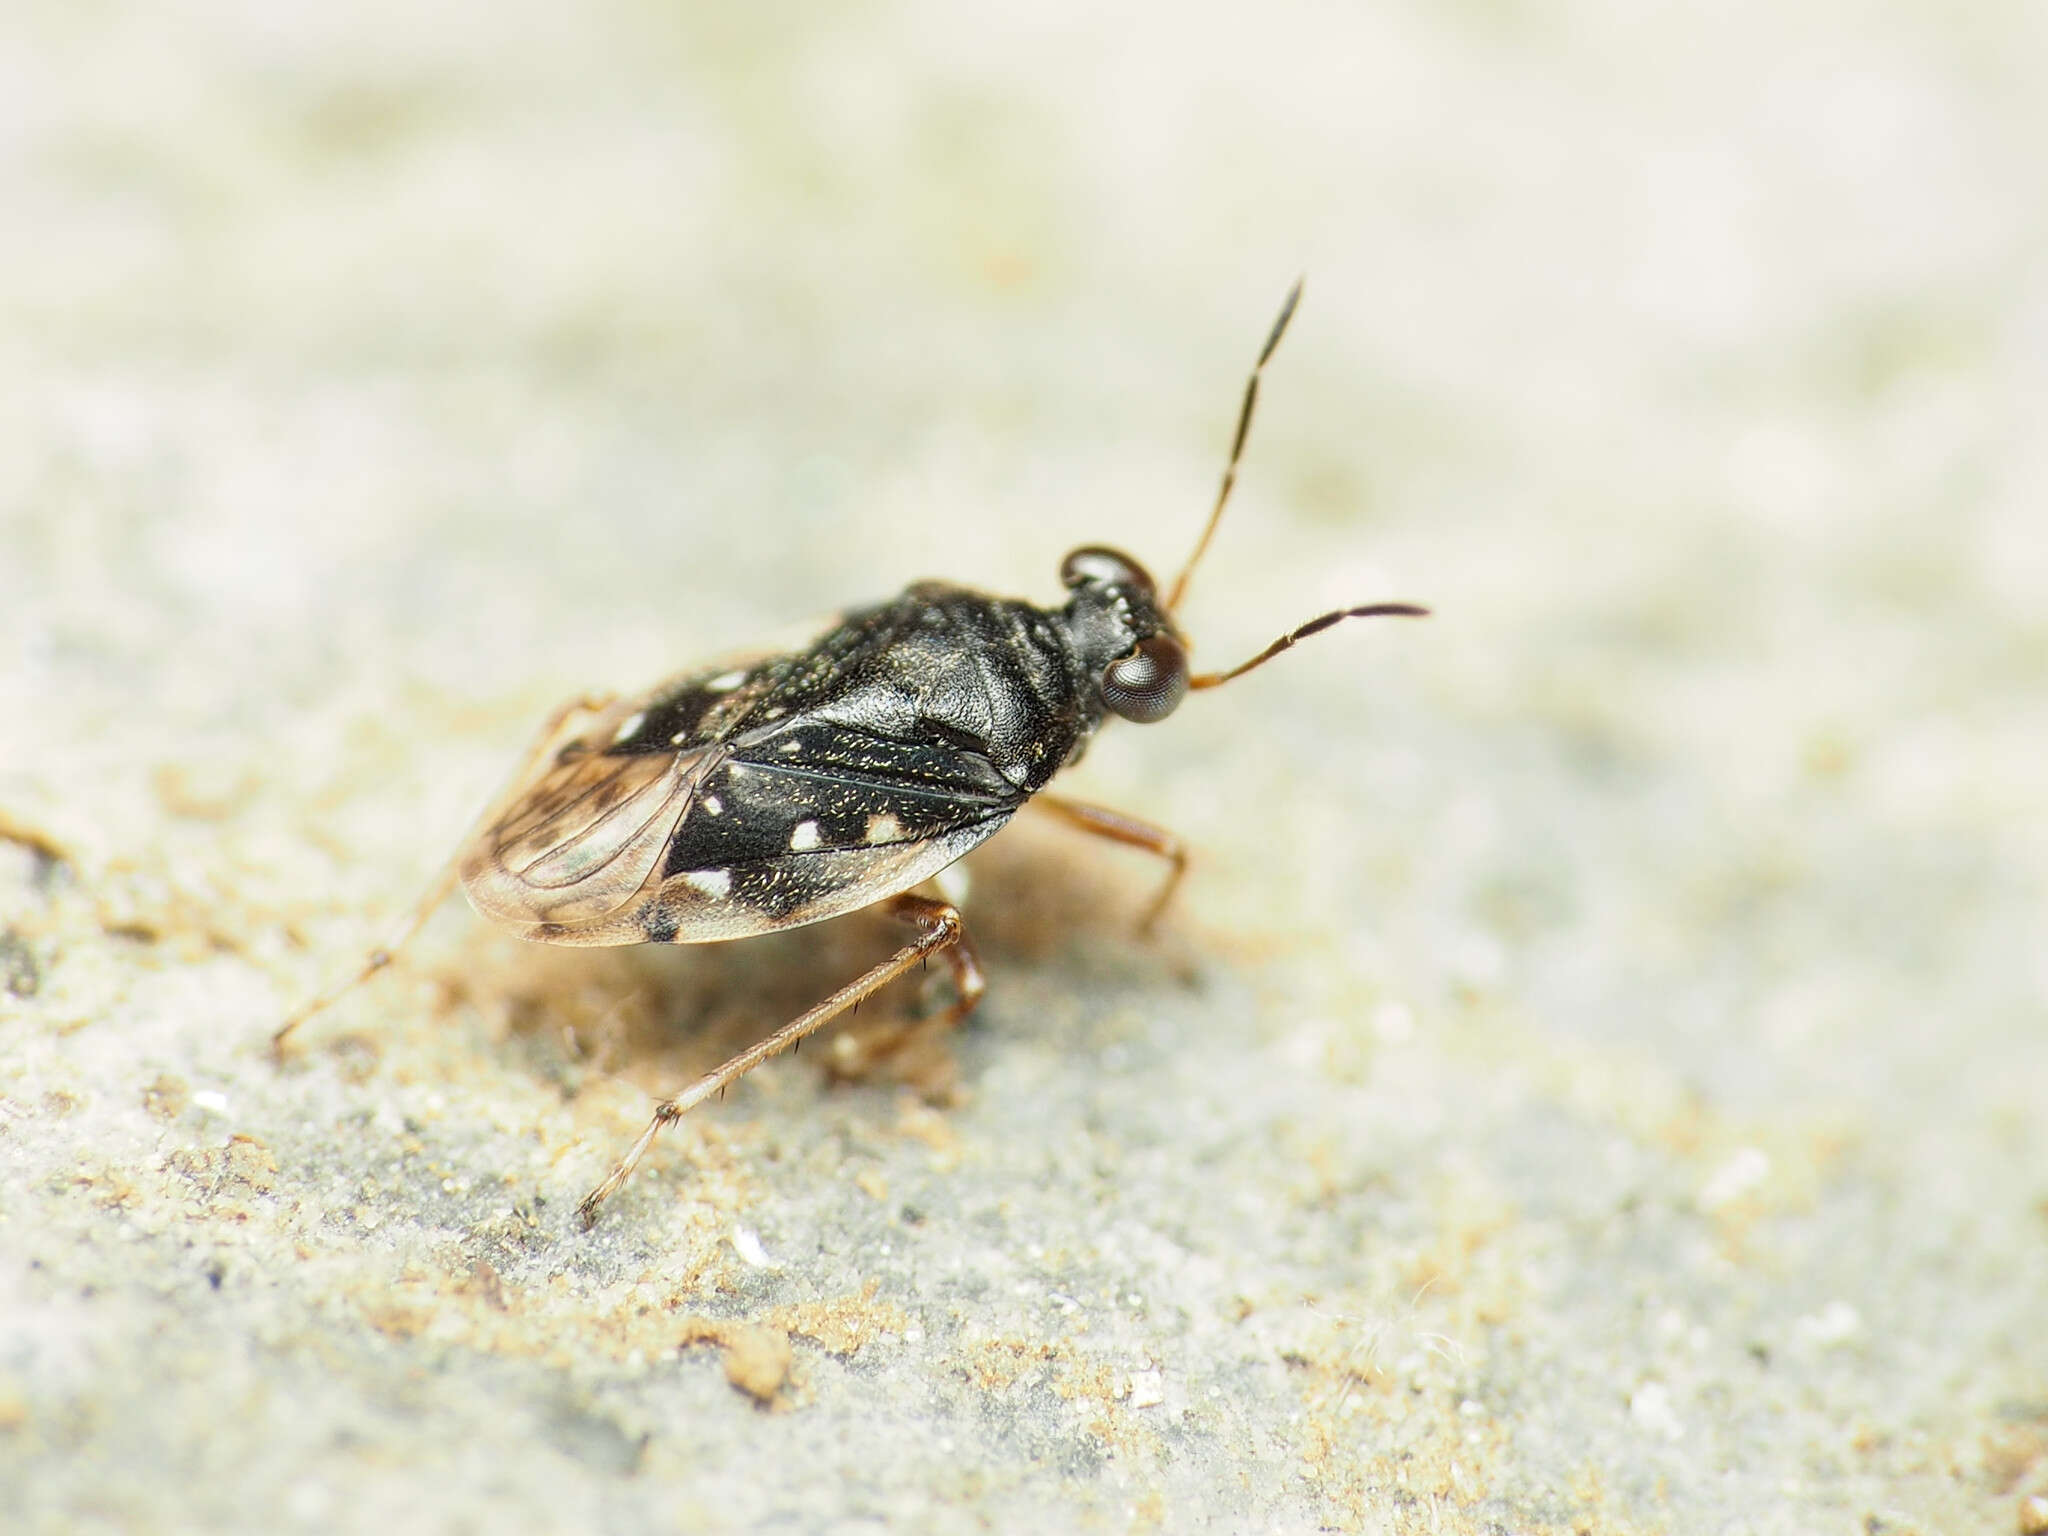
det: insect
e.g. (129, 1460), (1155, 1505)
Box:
(276, 282), (1427, 1225)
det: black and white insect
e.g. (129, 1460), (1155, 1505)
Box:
(277, 283), (1427, 1224)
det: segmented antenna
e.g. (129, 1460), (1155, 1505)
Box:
(1169, 281), (1431, 686)
(1188, 601), (1430, 691)
(1164, 278), (1304, 614)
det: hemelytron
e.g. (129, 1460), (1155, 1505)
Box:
(277, 282), (1429, 1225)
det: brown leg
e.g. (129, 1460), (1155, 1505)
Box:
(929, 917), (987, 1026)
(1032, 794), (1188, 934)
(272, 692), (617, 1054)
(827, 897), (986, 1081)
(576, 892), (977, 1226)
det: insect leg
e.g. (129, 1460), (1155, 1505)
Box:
(576, 892), (975, 1225)
(272, 691), (617, 1054)
(924, 908), (986, 1028)
(1031, 794), (1188, 934)
(828, 890), (986, 1080)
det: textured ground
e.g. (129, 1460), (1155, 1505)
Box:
(3, 2), (2045, 1532)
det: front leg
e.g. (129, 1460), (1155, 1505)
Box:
(1031, 794), (1188, 934)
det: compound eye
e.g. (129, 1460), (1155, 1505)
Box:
(1101, 633), (1189, 723)
(1061, 546), (1154, 594)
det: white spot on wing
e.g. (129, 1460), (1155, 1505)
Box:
(789, 820), (822, 851)
(682, 869), (731, 899)
(611, 711), (647, 745)
(702, 795), (722, 815)
(864, 813), (902, 845)
(707, 669), (747, 692)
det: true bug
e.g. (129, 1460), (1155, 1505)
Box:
(277, 282), (1427, 1224)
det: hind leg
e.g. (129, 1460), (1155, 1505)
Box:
(577, 892), (980, 1225)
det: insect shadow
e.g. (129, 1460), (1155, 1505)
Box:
(486, 812), (1192, 1112)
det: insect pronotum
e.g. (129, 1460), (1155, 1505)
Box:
(277, 282), (1428, 1224)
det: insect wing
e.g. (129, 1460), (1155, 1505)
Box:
(457, 692), (726, 942)
(645, 710), (1023, 938)
(459, 650), (1027, 947)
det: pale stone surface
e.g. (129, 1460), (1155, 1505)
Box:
(3, 2), (2045, 1532)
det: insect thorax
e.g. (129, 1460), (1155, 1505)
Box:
(759, 581), (1105, 790)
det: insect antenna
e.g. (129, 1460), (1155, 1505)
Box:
(1164, 281), (1431, 689)
(1188, 601), (1430, 691)
(1164, 277), (1304, 614)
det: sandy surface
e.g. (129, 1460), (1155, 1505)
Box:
(3, 2), (2045, 1532)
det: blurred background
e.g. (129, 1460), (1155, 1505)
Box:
(3, 2), (2044, 1532)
